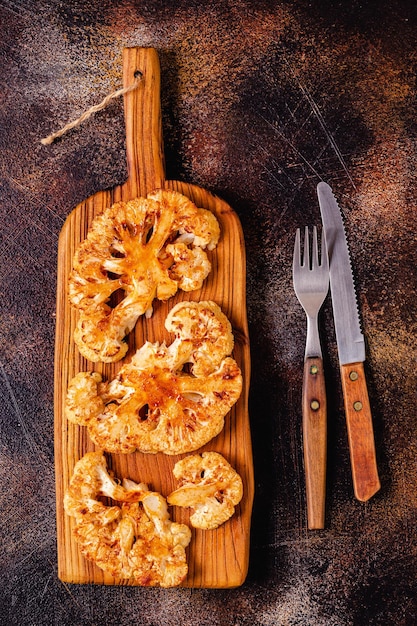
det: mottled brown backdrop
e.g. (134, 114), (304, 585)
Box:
(0, 1), (416, 624)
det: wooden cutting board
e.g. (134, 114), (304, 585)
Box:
(54, 47), (254, 588)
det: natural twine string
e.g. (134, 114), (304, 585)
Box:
(40, 72), (143, 145)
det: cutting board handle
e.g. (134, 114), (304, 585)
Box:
(122, 47), (166, 196)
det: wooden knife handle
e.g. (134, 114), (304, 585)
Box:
(302, 357), (327, 529)
(340, 362), (380, 502)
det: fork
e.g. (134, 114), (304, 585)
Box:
(293, 226), (330, 529)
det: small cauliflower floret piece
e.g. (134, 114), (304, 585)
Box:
(64, 452), (191, 587)
(65, 372), (104, 425)
(65, 302), (242, 455)
(165, 300), (234, 377)
(69, 189), (220, 363)
(167, 452), (243, 530)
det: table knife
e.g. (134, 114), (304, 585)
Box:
(317, 182), (380, 502)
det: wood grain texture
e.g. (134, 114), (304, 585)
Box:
(340, 362), (380, 502)
(54, 47), (253, 588)
(302, 356), (327, 529)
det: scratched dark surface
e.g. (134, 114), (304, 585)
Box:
(1, 0), (416, 624)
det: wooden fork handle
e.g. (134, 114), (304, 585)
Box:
(340, 362), (380, 502)
(302, 356), (327, 529)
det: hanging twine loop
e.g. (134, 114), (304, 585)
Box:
(40, 71), (143, 146)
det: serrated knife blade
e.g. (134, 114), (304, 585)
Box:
(317, 182), (380, 502)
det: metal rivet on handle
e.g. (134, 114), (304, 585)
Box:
(310, 364), (319, 375)
(353, 401), (363, 411)
(349, 371), (359, 381)
(310, 399), (320, 411)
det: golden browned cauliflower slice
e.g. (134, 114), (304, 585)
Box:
(167, 452), (243, 529)
(64, 451), (191, 587)
(69, 189), (220, 363)
(65, 301), (242, 455)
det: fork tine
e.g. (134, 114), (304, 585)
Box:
(312, 225), (319, 269)
(321, 229), (329, 271)
(293, 227), (301, 271)
(303, 225), (309, 268)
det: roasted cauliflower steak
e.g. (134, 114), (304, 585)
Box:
(64, 451), (191, 587)
(69, 189), (220, 362)
(65, 301), (242, 455)
(167, 452), (243, 529)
